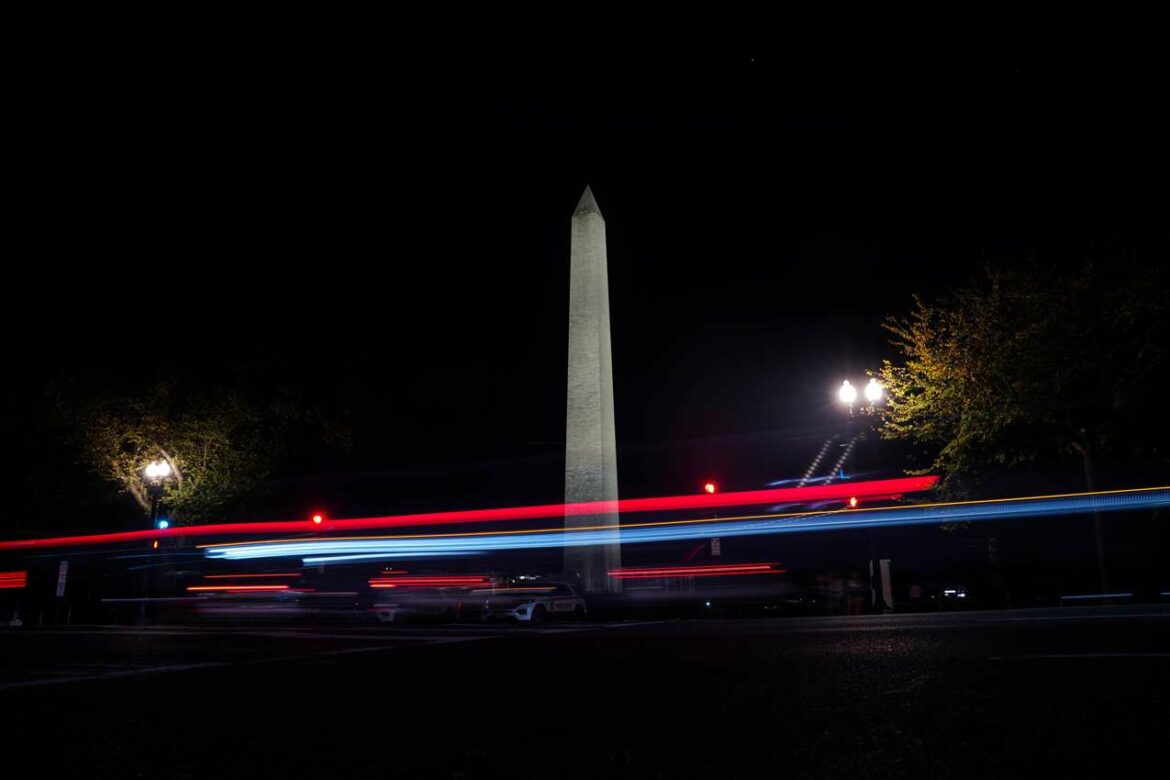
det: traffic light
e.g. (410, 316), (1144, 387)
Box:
(703, 481), (717, 494)
(848, 496), (859, 509)
(311, 513), (324, 525)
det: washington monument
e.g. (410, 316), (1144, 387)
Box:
(564, 186), (621, 594)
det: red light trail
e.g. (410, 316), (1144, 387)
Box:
(186, 585), (291, 593)
(0, 476), (938, 551)
(0, 570), (28, 589)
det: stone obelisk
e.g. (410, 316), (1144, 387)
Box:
(564, 186), (621, 594)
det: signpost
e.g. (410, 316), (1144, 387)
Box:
(55, 561), (69, 598)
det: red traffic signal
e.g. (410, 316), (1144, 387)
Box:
(847, 496), (859, 509)
(703, 481), (717, 494)
(311, 513), (325, 525)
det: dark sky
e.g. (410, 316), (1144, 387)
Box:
(4, 48), (1167, 524)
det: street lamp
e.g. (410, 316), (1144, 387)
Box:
(838, 378), (883, 415)
(140, 458), (174, 626)
(834, 376), (886, 612)
(143, 459), (173, 528)
(144, 460), (172, 481)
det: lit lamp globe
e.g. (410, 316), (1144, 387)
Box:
(838, 380), (858, 406)
(864, 378), (884, 404)
(144, 460), (172, 480)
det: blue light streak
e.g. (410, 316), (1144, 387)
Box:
(203, 487), (1170, 563)
(301, 551), (475, 565)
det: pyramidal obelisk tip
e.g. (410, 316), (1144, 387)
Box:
(574, 185), (601, 218)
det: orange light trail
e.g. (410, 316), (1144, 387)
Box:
(202, 484), (1170, 552)
(368, 575), (493, 589)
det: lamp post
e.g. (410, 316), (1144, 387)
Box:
(140, 459), (173, 624)
(837, 377), (885, 612)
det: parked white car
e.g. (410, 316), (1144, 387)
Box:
(480, 582), (587, 623)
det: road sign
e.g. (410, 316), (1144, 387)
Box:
(55, 561), (69, 598)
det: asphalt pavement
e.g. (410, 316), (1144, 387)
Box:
(2, 606), (1168, 778)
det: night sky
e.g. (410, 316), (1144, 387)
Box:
(4, 49), (1167, 528)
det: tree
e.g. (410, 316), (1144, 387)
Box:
(63, 377), (347, 525)
(878, 250), (1168, 495)
(877, 235), (1169, 593)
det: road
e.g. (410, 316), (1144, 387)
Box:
(2, 607), (1168, 778)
